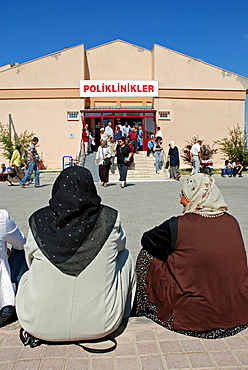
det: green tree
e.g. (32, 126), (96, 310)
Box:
(182, 136), (217, 166)
(216, 124), (248, 166)
(0, 122), (35, 160)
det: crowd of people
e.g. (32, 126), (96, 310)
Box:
(1, 170), (248, 348)
(86, 122), (183, 182)
(81, 121), (143, 157)
(1, 128), (245, 192)
(82, 121), (143, 188)
(93, 123), (182, 184)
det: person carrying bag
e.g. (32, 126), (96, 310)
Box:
(95, 140), (112, 187)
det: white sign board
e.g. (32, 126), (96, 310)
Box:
(80, 80), (158, 97)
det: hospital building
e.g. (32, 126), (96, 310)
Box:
(0, 40), (247, 168)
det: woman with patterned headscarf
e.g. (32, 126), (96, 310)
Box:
(135, 173), (248, 339)
(16, 167), (136, 343)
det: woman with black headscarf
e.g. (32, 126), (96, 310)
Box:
(16, 167), (136, 342)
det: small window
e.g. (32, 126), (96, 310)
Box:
(158, 111), (170, 120)
(67, 111), (79, 121)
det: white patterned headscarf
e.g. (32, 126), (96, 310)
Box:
(169, 141), (175, 149)
(182, 173), (228, 217)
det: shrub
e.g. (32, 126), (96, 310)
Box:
(215, 124), (248, 166)
(0, 122), (35, 160)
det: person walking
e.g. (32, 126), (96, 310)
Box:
(108, 137), (117, 174)
(128, 128), (138, 153)
(167, 141), (181, 180)
(19, 137), (42, 188)
(190, 139), (202, 175)
(95, 140), (112, 187)
(116, 137), (132, 188)
(153, 137), (163, 174)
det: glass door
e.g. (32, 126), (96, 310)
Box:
(143, 116), (156, 150)
(82, 110), (156, 151)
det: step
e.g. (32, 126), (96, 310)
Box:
(109, 150), (167, 178)
(109, 172), (168, 179)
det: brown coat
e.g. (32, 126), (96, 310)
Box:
(145, 213), (248, 331)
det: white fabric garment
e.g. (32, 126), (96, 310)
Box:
(0, 210), (26, 310)
(190, 143), (201, 156)
(95, 146), (112, 165)
(182, 173), (228, 217)
(155, 130), (163, 138)
(105, 125), (113, 136)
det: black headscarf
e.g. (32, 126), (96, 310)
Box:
(29, 167), (117, 276)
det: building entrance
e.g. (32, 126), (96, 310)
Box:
(81, 109), (156, 150)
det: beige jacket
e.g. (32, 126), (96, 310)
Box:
(16, 213), (136, 341)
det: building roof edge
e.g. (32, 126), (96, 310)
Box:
(0, 43), (85, 73)
(153, 43), (248, 81)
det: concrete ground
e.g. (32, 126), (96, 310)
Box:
(0, 172), (248, 369)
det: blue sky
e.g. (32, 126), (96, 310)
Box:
(1, 0), (248, 124)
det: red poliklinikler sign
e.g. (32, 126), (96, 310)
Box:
(80, 80), (158, 97)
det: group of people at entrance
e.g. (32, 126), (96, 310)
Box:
(84, 121), (142, 188)
(81, 121), (143, 156)
(82, 123), (183, 183)
(81, 121), (143, 188)
(1, 169), (248, 346)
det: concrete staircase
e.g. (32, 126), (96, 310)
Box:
(39, 151), (169, 183)
(109, 151), (169, 179)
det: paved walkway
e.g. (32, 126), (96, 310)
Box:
(0, 173), (248, 369)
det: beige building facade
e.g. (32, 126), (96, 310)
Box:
(0, 40), (247, 169)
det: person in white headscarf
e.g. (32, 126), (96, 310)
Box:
(181, 173), (228, 216)
(167, 141), (180, 180)
(135, 173), (248, 339)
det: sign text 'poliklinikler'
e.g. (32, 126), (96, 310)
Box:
(80, 80), (159, 97)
